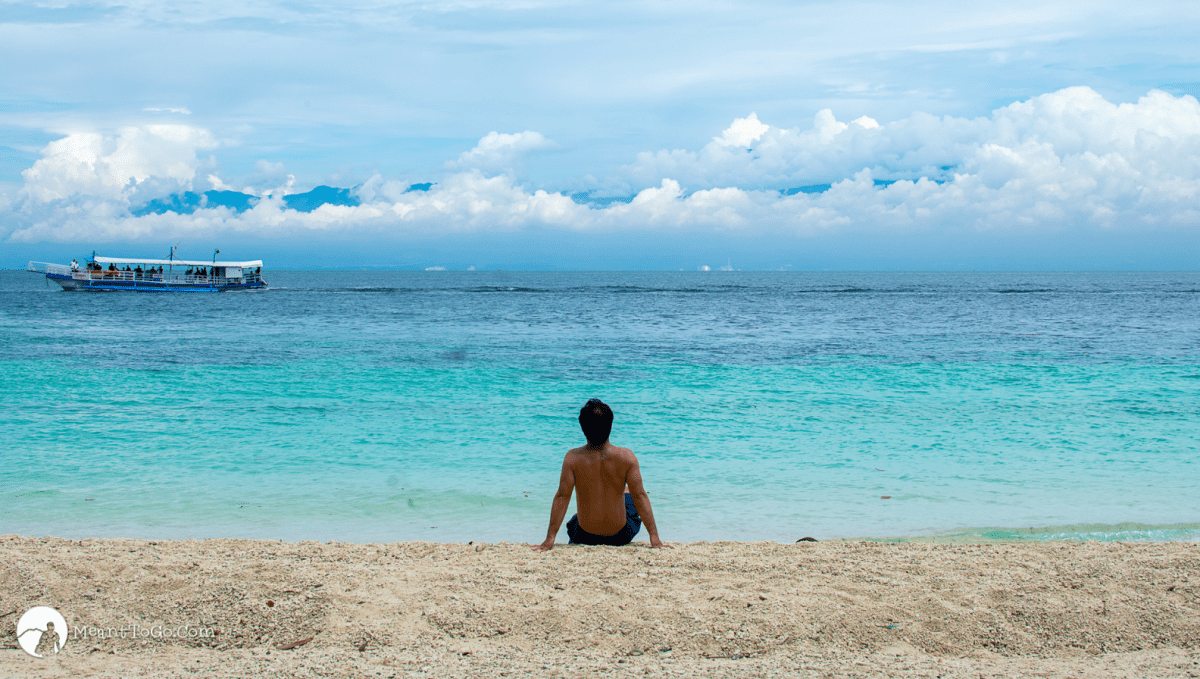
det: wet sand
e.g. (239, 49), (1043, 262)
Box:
(2, 535), (1198, 677)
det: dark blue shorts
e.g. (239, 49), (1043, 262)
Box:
(567, 493), (642, 546)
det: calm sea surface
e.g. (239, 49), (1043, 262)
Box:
(2, 270), (1198, 543)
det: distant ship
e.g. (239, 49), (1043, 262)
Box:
(27, 248), (267, 292)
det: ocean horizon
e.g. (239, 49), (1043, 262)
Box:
(3, 269), (1198, 544)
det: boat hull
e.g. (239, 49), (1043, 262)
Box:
(47, 272), (267, 292)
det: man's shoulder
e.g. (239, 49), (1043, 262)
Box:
(607, 444), (636, 461)
(564, 444), (636, 460)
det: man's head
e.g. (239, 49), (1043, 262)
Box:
(578, 398), (613, 447)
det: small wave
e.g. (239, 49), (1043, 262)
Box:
(271, 286), (425, 293)
(19, 489), (62, 497)
(603, 286), (750, 294)
(859, 521), (1200, 543)
(993, 288), (1056, 293)
(794, 287), (876, 293)
(305, 286), (421, 293)
(464, 286), (553, 293)
(263, 404), (328, 413)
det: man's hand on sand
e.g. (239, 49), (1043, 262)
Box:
(533, 538), (671, 550)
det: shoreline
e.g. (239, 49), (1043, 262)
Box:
(840, 521), (1200, 544)
(3, 535), (1197, 677)
(5, 519), (1199, 547)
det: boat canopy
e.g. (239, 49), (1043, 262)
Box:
(93, 257), (264, 268)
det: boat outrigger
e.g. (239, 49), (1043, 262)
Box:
(27, 248), (268, 292)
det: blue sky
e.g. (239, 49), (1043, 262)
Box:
(2, 1), (1200, 269)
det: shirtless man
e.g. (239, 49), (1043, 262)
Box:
(534, 399), (667, 550)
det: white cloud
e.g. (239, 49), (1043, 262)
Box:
(19, 125), (218, 203)
(446, 130), (556, 173)
(850, 115), (879, 130)
(207, 173), (234, 191)
(4, 87), (1200, 247)
(255, 159), (286, 176)
(608, 87), (1200, 239)
(713, 113), (768, 147)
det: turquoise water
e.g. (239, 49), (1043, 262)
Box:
(2, 270), (1198, 542)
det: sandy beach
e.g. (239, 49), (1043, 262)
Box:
(2, 535), (1198, 677)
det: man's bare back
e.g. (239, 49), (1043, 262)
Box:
(567, 442), (639, 535)
(534, 399), (666, 551)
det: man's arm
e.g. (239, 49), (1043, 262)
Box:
(533, 457), (575, 551)
(626, 457), (668, 548)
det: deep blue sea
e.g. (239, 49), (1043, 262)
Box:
(2, 270), (1198, 543)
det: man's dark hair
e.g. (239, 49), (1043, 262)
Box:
(578, 398), (614, 447)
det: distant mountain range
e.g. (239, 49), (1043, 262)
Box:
(136, 180), (920, 217)
(133, 185), (358, 216)
(133, 183), (435, 216)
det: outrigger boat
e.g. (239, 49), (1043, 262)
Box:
(27, 248), (267, 292)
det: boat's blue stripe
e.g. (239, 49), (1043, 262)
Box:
(45, 273), (265, 292)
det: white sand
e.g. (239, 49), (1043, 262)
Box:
(2, 535), (1198, 677)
